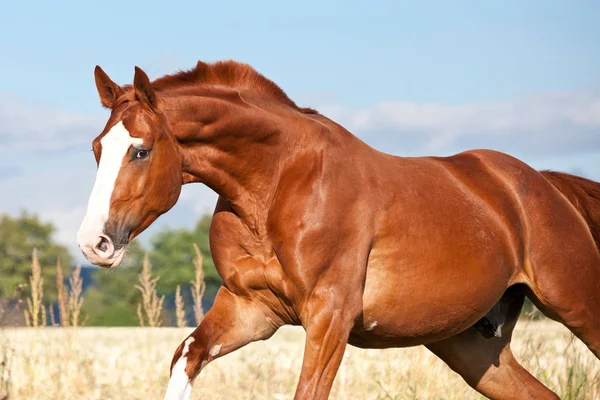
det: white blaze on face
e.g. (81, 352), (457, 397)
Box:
(164, 337), (195, 400)
(77, 121), (143, 251)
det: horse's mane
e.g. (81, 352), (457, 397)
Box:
(151, 60), (317, 114)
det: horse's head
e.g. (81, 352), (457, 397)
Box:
(77, 66), (183, 268)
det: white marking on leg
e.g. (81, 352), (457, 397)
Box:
(181, 337), (194, 357)
(77, 121), (143, 249)
(164, 337), (195, 400)
(367, 321), (378, 331)
(209, 343), (222, 357)
(164, 357), (192, 400)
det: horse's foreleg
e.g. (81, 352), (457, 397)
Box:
(293, 285), (361, 400)
(164, 286), (280, 400)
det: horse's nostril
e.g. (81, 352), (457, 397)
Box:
(96, 236), (109, 253)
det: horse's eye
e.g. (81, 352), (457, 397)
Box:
(136, 149), (150, 159)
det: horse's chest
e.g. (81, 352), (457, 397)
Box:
(211, 233), (292, 300)
(210, 209), (299, 314)
(213, 240), (271, 287)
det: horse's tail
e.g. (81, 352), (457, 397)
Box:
(541, 170), (600, 251)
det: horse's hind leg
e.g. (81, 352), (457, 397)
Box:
(426, 288), (559, 400)
(524, 231), (600, 359)
(526, 262), (600, 359)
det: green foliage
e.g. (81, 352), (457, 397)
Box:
(147, 215), (221, 293)
(0, 211), (72, 301)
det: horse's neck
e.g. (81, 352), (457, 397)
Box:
(166, 94), (299, 234)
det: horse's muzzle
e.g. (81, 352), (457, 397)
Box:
(77, 232), (126, 268)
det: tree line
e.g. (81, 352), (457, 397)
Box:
(0, 211), (222, 326)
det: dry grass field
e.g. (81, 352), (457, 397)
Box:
(1, 319), (599, 399)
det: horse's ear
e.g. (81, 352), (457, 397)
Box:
(94, 66), (124, 109)
(133, 66), (161, 113)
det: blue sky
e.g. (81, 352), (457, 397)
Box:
(0, 1), (599, 261)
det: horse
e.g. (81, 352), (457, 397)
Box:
(76, 60), (600, 400)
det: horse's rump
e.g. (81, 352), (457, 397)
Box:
(541, 170), (600, 252)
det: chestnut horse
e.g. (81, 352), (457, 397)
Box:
(77, 60), (600, 400)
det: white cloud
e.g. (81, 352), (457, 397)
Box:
(0, 95), (104, 155)
(320, 90), (600, 157)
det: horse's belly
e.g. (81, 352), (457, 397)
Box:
(351, 214), (517, 348)
(351, 270), (509, 348)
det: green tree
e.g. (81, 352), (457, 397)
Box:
(149, 215), (220, 293)
(0, 212), (72, 300)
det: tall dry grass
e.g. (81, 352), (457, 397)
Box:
(191, 243), (206, 326)
(0, 302), (13, 400)
(0, 284), (24, 400)
(2, 250), (88, 399)
(23, 251), (86, 329)
(24, 249), (44, 328)
(56, 259), (68, 327)
(175, 285), (187, 328)
(2, 321), (599, 399)
(68, 265), (84, 327)
(136, 254), (165, 327)
(0, 331), (10, 400)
